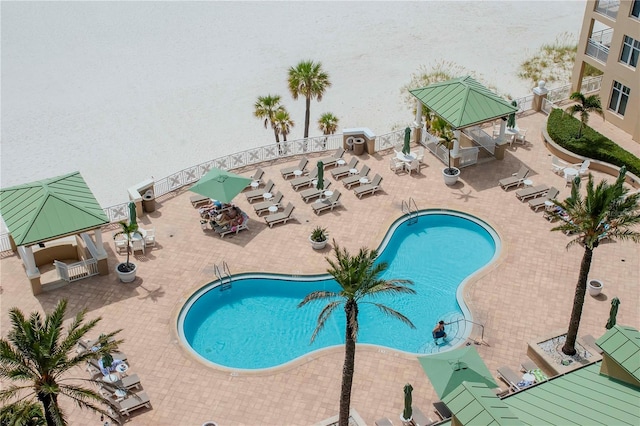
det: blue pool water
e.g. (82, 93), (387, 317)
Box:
(178, 211), (499, 370)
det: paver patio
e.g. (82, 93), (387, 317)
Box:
(1, 111), (638, 425)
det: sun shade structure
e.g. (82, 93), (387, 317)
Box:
(410, 76), (517, 129)
(442, 382), (522, 425)
(596, 325), (640, 386)
(189, 167), (252, 204)
(418, 346), (498, 399)
(0, 172), (109, 246)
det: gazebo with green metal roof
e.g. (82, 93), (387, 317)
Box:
(0, 171), (110, 294)
(409, 76), (518, 165)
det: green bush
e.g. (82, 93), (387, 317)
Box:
(547, 108), (640, 177)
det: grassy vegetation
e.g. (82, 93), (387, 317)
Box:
(547, 108), (640, 177)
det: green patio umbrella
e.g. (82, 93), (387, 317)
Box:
(506, 100), (518, 129)
(402, 383), (413, 421)
(605, 297), (620, 329)
(418, 346), (498, 399)
(316, 161), (324, 190)
(189, 168), (252, 204)
(403, 127), (411, 155)
(128, 201), (137, 228)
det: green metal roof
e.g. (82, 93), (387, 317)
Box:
(443, 382), (523, 425)
(0, 172), (109, 246)
(596, 325), (640, 382)
(409, 76), (517, 129)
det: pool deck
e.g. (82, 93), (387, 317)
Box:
(1, 111), (639, 425)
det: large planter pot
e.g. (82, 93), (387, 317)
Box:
(442, 167), (460, 185)
(309, 236), (328, 250)
(400, 415), (413, 426)
(116, 262), (137, 283)
(588, 279), (603, 297)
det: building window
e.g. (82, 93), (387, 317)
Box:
(609, 81), (630, 115)
(632, 0), (640, 18)
(620, 35), (639, 67)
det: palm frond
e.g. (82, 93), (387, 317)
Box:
(310, 301), (341, 343)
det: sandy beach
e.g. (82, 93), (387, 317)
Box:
(1, 1), (586, 206)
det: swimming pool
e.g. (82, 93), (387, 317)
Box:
(178, 210), (500, 370)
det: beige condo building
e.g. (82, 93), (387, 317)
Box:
(572, 0), (639, 143)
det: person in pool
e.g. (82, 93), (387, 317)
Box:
(432, 320), (447, 340)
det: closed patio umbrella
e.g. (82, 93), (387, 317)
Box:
(402, 383), (413, 421)
(189, 168), (252, 204)
(128, 201), (137, 228)
(403, 127), (411, 155)
(605, 297), (620, 329)
(316, 161), (324, 190)
(507, 100), (518, 129)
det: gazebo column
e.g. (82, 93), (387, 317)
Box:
(413, 100), (423, 145)
(18, 246), (42, 295)
(93, 229), (107, 257)
(86, 231), (109, 276)
(450, 132), (461, 168)
(532, 80), (549, 112)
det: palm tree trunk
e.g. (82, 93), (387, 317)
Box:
(562, 246), (593, 355)
(273, 127), (280, 143)
(304, 97), (311, 138)
(339, 302), (357, 426)
(37, 392), (58, 426)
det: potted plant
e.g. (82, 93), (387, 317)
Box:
(588, 279), (603, 297)
(433, 116), (460, 185)
(113, 221), (142, 283)
(309, 226), (328, 250)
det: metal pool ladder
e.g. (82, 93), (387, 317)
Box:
(215, 261), (232, 291)
(401, 197), (418, 225)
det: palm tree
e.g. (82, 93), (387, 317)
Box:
(273, 108), (294, 142)
(113, 220), (142, 273)
(432, 116), (456, 175)
(299, 242), (416, 426)
(288, 60), (331, 138)
(0, 299), (123, 426)
(550, 168), (640, 355)
(318, 112), (339, 135)
(254, 95), (285, 144)
(0, 401), (45, 426)
(566, 91), (604, 138)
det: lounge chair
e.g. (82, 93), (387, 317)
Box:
(330, 158), (359, 179)
(432, 401), (452, 420)
(190, 194), (210, 208)
(499, 166), (530, 190)
(412, 407), (435, 426)
(374, 419), (393, 426)
(528, 187), (559, 212)
(311, 191), (342, 215)
(342, 165), (371, 189)
(290, 167), (318, 190)
(520, 358), (538, 372)
(110, 390), (151, 417)
(101, 373), (142, 392)
(573, 159), (591, 177)
(250, 168), (264, 182)
(318, 148), (345, 168)
(214, 212), (249, 238)
(301, 181), (331, 203)
(354, 174), (383, 198)
(551, 156), (569, 174)
(253, 192), (283, 216)
(280, 158), (309, 179)
(497, 366), (523, 392)
(245, 180), (274, 203)
(515, 184), (549, 201)
(581, 334), (604, 354)
(264, 202), (295, 228)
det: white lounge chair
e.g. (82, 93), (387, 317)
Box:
(301, 181), (331, 203)
(573, 159), (591, 177)
(528, 187), (559, 212)
(245, 180), (274, 203)
(318, 148), (345, 168)
(330, 158), (359, 179)
(551, 156), (569, 174)
(354, 174), (382, 198)
(311, 191), (342, 215)
(110, 390), (151, 417)
(515, 185), (548, 201)
(264, 202), (295, 227)
(342, 165), (371, 189)
(281, 158), (309, 179)
(214, 212), (249, 238)
(498, 166), (530, 190)
(290, 168), (318, 190)
(253, 192), (283, 216)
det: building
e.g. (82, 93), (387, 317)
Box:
(572, 0), (640, 143)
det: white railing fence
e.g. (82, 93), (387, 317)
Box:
(54, 258), (99, 283)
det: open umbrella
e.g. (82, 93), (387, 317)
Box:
(128, 202), (137, 228)
(189, 168), (252, 204)
(403, 127), (411, 155)
(402, 383), (413, 421)
(316, 161), (324, 190)
(418, 346), (497, 399)
(605, 297), (620, 329)
(507, 100), (518, 129)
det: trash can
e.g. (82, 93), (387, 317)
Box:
(353, 138), (365, 155)
(142, 190), (156, 213)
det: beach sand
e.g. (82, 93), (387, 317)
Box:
(1, 1), (586, 206)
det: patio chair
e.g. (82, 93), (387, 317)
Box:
(406, 159), (421, 175)
(342, 165), (371, 189)
(498, 166), (530, 190)
(100, 373), (142, 393)
(143, 228), (155, 248)
(497, 366), (523, 392)
(573, 159), (591, 177)
(253, 191), (283, 216)
(113, 233), (129, 255)
(374, 419), (393, 426)
(515, 184), (549, 201)
(245, 180), (274, 203)
(389, 157), (404, 174)
(110, 390), (151, 417)
(330, 158), (359, 179)
(432, 401), (452, 420)
(528, 187), (559, 212)
(301, 181), (331, 203)
(290, 167), (318, 190)
(264, 202), (295, 228)
(514, 128), (527, 145)
(354, 174), (383, 198)
(318, 147), (345, 168)
(250, 168), (264, 183)
(130, 238), (145, 255)
(551, 156), (569, 174)
(311, 191), (342, 215)
(280, 158), (309, 179)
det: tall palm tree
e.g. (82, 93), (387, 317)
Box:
(299, 242), (416, 426)
(0, 299), (123, 426)
(550, 168), (640, 355)
(254, 95), (284, 144)
(566, 91), (603, 138)
(0, 401), (45, 426)
(273, 108), (294, 142)
(288, 60), (331, 138)
(318, 112), (339, 135)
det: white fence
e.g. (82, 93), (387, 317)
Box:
(54, 258), (99, 282)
